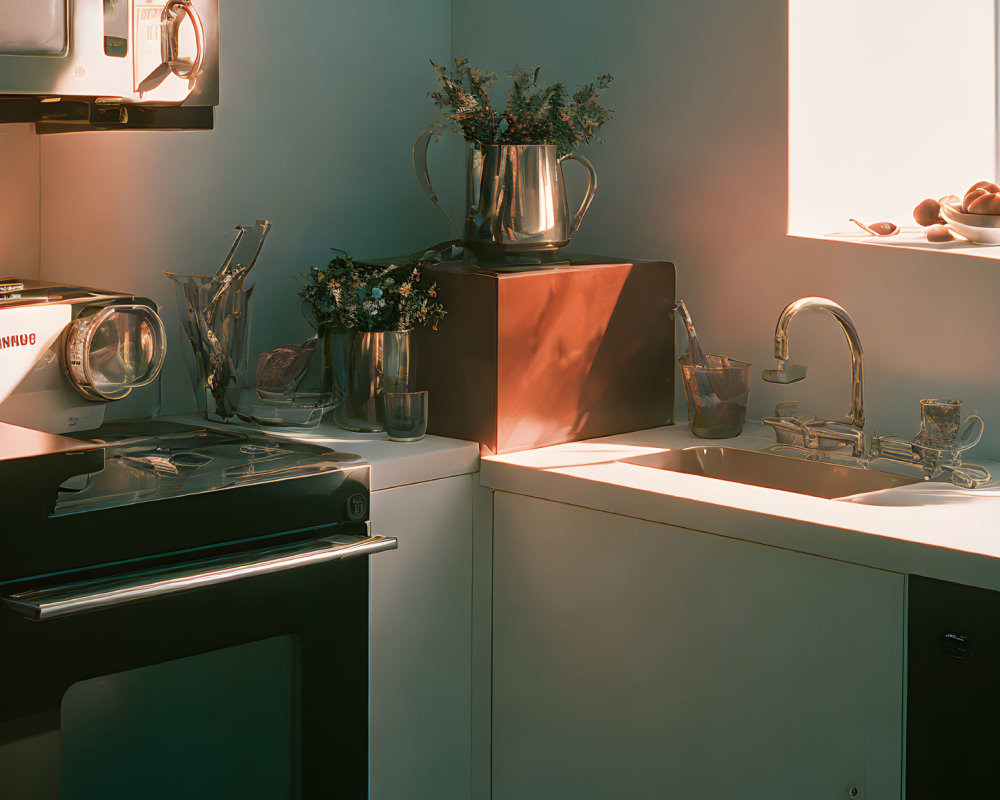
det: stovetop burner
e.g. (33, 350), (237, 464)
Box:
(54, 420), (362, 517)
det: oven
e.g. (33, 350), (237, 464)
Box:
(0, 420), (394, 799)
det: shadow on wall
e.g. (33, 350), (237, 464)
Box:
(412, 261), (674, 453)
(492, 262), (676, 451)
(577, 267), (676, 436)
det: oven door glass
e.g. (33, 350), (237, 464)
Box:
(0, 0), (67, 55)
(0, 527), (388, 799)
(61, 635), (297, 799)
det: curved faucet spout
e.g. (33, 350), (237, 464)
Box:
(770, 296), (865, 429)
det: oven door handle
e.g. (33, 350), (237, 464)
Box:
(2, 533), (397, 622)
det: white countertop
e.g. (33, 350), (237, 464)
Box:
(168, 416), (480, 492)
(481, 422), (1000, 592)
(274, 425), (480, 492)
(0, 421), (100, 460)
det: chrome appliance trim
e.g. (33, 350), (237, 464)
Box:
(63, 303), (167, 401)
(162, 0), (205, 81)
(3, 532), (397, 621)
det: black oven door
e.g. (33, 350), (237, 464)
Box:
(0, 527), (395, 800)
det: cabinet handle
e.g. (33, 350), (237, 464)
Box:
(3, 533), (397, 621)
(942, 633), (970, 660)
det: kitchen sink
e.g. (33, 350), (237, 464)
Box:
(621, 447), (921, 499)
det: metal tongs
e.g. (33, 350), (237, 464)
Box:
(197, 219), (271, 369)
(164, 218), (271, 421)
(210, 219), (271, 305)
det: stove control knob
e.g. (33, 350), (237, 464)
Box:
(346, 493), (368, 521)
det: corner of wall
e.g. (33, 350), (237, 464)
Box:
(0, 124), (41, 279)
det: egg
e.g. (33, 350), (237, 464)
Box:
(926, 225), (954, 243)
(963, 181), (1000, 214)
(913, 198), (944, 227)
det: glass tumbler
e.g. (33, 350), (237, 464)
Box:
(678, 353), (751, 439)
(382, 391), (429, 442)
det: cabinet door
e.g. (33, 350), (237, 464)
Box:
(369, 475), (474, 800)
(907, 575), (1000, 798)
(492, 492), (904, 800)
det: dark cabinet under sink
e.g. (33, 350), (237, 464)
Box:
(907, 575), (1000, 797)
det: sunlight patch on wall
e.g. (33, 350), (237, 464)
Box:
(788, 0), (997, 236)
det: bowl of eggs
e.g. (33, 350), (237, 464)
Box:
(933, 182), (1000, 244)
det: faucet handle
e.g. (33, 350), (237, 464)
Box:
(774, 401), (799, 418)
(765, 404), (808, 445)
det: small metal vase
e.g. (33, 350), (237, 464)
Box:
(327, 330), (414, 433)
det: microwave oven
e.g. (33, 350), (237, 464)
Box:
(0, 0), (219, 132)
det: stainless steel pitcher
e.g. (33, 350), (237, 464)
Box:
(414, 130), (597, 258)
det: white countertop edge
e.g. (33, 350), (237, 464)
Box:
(481, 424), (1000, 592)
(165, 415), (480, 492)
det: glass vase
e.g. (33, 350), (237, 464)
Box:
(167, 272), (253, 423)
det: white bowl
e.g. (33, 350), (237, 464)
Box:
(939, 196), (1000, 244)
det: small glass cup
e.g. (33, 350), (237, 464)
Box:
(914, 398), (962, 448)
(678, 353), (751, 439)
(382, 391), (429, 442)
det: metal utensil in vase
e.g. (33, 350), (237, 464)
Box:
(166, 219), (271, 422)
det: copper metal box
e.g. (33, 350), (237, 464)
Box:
(412, 258), (676, 454)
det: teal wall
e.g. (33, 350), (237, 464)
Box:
(453, 0), (1000, 458)
(36, 0), (454, 414)
(4, 0), (1000, 455)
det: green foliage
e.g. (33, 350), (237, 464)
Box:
(429, 58), (499, 145)
(429, 59), (613, 158)
(300, 250), (446, 333)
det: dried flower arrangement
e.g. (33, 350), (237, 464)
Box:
(429, 59), (613, 158)
(300, 250), (446, 332)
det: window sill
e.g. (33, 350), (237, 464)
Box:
(789, 228), (1000, 260)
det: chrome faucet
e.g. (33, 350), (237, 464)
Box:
(762, 296), (865, 429)
(761, 297), (867, 458)
(759, 298), (991, 487)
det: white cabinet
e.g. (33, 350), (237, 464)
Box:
(369, 474), (474, 800)
(492, 492), (905, 800)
